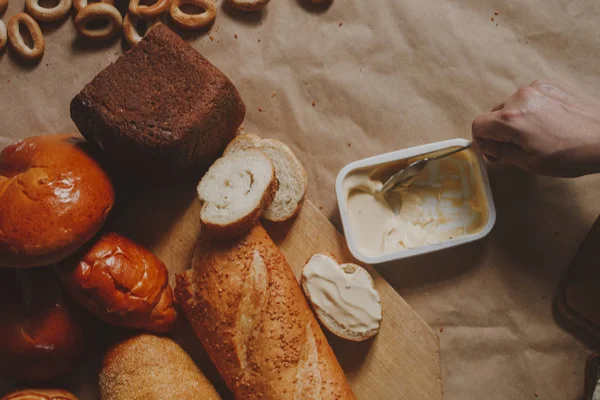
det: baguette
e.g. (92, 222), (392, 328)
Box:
(224, 134), (308, 222)
(175, 224), (356, 399)
(99, 334), (221, 400)
(197, 149), (277, 237)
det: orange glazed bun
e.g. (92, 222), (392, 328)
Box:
(0, 268), (88, 382)
(0, 134), (115, 268)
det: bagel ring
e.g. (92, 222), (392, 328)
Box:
(25, 0), (72, 22)
(226, 0), (269, 12)
(0, 20), (6, 52)
(73, 0), (115, 14)
(7, 13), (45, 61)
(129, 0), (169, 19)
(122, 13), (159, 47)
(0, 0), (8, 15)
(169, 0), (215, 30)
(74, 3), (122, 41)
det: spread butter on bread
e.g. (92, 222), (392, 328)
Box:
(197, 149), (278, 237)
(224, 133), (308, 222)
(302, 253), (382, 342)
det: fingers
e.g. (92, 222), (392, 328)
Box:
(473, 138), (534, 170)
(491, 102), (505, 112)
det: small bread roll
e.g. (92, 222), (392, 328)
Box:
(1, 388), (78, 400)
(56, 233), (177, 333)
(301, 253), (382, 341)
(224, 134), (308, 222)
(197, 149), (277, 237)
(99, 334), (221, 400)
(0, 268), (87, 381)
(0, 134), (114, 268)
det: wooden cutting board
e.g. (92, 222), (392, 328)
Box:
(110, 183), (443, 400)
(0, 183), (442, 399)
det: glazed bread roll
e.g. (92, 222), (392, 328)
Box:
(99, 334), (221, 400)
(0, 134), (114, 268)
(1, 389), (78, 400)
(175, 224), (356, 399)
(0, 268), (87, 381)
(57, 233), (177, 333)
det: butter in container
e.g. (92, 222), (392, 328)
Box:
(335, 138), (496, 264)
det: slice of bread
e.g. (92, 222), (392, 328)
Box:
(301, 253), (382, 342)
(197, 149), (278, 237)
(224, 134), (308, 222)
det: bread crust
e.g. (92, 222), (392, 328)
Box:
(0, 388), (78, 400)
(56, 233), (178, 333)
(0, 134), (114, 268)
(100, 334), (221, 400)
(70, 23), (245, 178)
(175, 224), (356, 399)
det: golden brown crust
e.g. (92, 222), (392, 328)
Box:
(7, 13), (44, 61)
(226, 0), (269, 12)
(56, 233), (178, 333)
(25, 0), (72, 22)
(72, 0), (114, 13)
(0, 134), (114, 268)
(129, 0), (169, 19)
(201, 174), (278, 238)
(169, 0), (216, 30)
(0, 0), (7, 15)
(1, 389), (78, 400)
(0, 268), (87, 382)
(74, 3), (122, 41)
(122, 13), (160, 47)
(99, 334), (221, 400)
(175, 224), (356, 399)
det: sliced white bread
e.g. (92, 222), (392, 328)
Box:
(197, 149), (278, 237)
(224, 134), (308, 222)
(301, 253), (382, 342)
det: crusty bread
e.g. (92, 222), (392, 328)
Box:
(99, 334), (221, 400)
(0, 388), (78, 400)
(197, 149), (278, 237)
(226, 0), (270, 11)
(224, 134), (308, 222)
(70, 23), (245, 178)
(0, 134), (114, 268)
(56, 233), (177, 333)
(175, 224), (356, 400)
(301, 253), (382, 342)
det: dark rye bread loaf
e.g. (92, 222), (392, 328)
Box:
(70, 23), (245, 177)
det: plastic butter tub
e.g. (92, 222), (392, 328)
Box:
(335, 138), (496, 264)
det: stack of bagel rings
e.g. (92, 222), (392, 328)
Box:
(0, 0), (290, 62)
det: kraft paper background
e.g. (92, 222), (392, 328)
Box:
(1, 0), (600, 398)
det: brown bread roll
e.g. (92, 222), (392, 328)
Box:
(0, 268), (87, 382)
(175, 224), (356, 399)
(0, 134), (114, 268)
(1, 388), (78, 400)
(99, 334), (221, 400)
(56, 233), (177, 333)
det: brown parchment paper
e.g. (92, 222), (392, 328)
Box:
(2, 0), (600, 398)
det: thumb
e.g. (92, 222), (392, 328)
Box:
(473, 139), (533, 170)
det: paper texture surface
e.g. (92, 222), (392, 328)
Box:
(1, 0), (600, 398)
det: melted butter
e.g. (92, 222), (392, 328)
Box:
(343, 149), (488, 257)
(302, 254), (382, 333)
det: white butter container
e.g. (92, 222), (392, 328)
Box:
(335, 138), (496, 264)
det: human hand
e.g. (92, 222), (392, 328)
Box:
(471, 79), (600, 177)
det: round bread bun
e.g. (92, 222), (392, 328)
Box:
(0, 134), (115, 268)
(99, 334), (221, 400)
(0, 268), (88, 381)
(0, 388), (78, 400)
